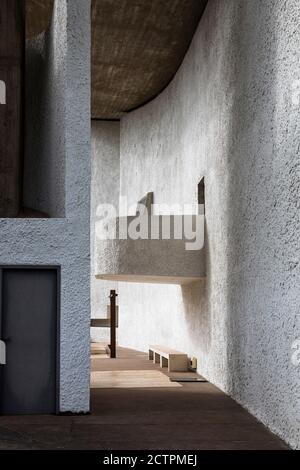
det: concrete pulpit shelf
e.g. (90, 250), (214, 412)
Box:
(95, 214), (206, 285)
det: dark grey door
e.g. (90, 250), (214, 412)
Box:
(0, 268), (58, 415)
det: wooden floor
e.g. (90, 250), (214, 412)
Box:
(0, 347), (289, 450)
(91, 370), (182, 388)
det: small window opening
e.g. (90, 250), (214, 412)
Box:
(0, 80), (6, 104)
(198, 178), (205, 215)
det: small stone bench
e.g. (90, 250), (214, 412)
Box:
(149, 345), (188, 372)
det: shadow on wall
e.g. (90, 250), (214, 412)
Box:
(181, 219), (211, 358)
(181, 279), (211, 356)
(24, 24), (66, 218)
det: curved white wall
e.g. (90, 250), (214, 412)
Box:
(117, 0), (300, 448)
(91, 121), (120, 344)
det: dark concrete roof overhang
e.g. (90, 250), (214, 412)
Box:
(26, 0), (208, 119)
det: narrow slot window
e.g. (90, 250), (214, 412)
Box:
(198, 178), (205, 215)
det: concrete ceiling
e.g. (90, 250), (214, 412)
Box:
(26, 0), (207, 119)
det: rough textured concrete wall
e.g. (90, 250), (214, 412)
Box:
(0, 0), (91, 413)
(91, 121), (120, 343)
(118, 0), (300, 448)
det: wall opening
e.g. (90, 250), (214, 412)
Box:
(198, 177), (205, 215)
(0, 0), (24, 218)
(0, 0), (63, 219)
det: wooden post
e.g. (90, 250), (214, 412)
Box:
(0, 0), (25, 217)
(109, 290), (117, 358)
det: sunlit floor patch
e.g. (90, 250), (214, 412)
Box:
(91, 370), (182, 388)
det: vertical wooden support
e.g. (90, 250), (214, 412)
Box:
(0, 0), (25, 217)
(109, 290), (117, 358)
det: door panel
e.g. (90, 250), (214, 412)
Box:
(0, 269), (57, 415)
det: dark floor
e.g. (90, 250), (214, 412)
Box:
(0, 347), (288, 450)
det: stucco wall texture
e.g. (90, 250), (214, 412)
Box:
(115, 0), (300, 448)
(0, 0), (91, 412)
(91, 121), (120, 343)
